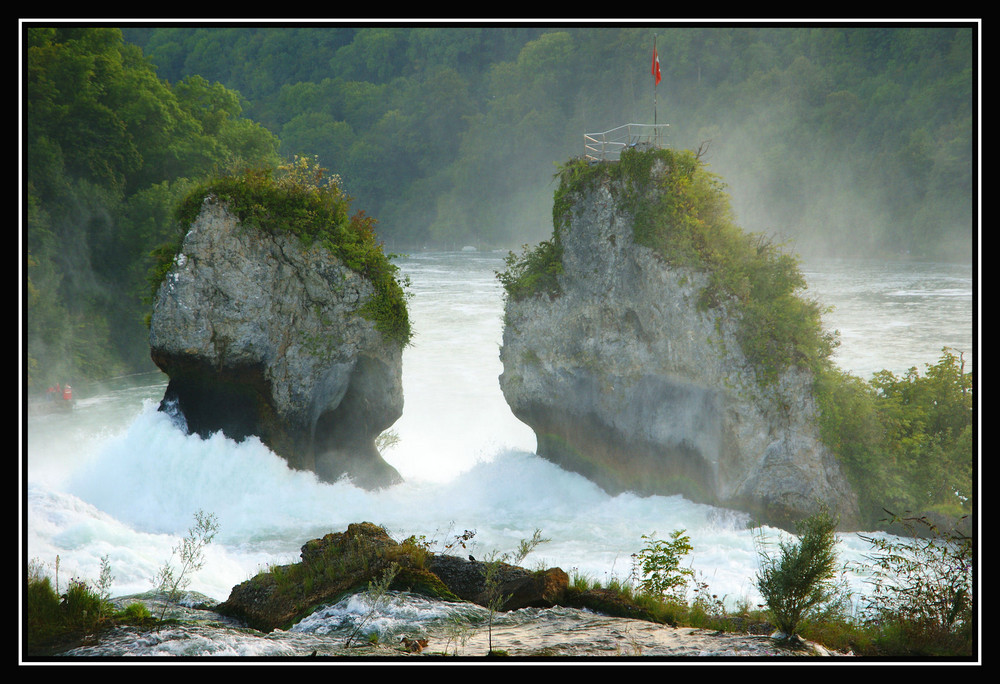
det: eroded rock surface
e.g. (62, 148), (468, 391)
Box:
(149, 197), (403, 488)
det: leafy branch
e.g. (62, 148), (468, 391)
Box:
(153, 510), (219, 624)
(481, 529), (550, 655)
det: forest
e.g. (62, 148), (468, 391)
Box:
(24, 23), (975, 388)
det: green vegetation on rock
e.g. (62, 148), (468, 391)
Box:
(496, 237), (563, 303)
(500, 148), (974, 535)
(606, 148), (834, 385)
(218, 522), (458, 633)
(170, 156), (412, 347)
(502, 147), (837, 387)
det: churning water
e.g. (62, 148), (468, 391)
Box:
(23, 251), (975, 656)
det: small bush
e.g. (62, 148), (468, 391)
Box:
(496, 238), (563, 302)
(63, 578), (110, 632)
(753, 511), (842, 639)
(26, 570), (63, 646)
(481, 529), (550, 655)
(631, 530), (695, 601)
(119, 602), (152, 621)
(26, 569), (115, 654)
(154, 509), (219, 622)
(853, 512), (973, 656)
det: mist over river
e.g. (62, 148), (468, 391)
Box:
(23, 251), (975, 657)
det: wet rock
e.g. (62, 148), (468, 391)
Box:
(426, 554), (569, 611)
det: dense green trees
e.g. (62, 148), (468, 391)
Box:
(814, 348), (973, 527)
(124, 24), (974, 256)
(25, 23), (974, 386)
(26, 27), (280, 388)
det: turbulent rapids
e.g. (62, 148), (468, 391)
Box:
(25, 252), (973, 658)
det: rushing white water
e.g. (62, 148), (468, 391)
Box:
(22, 251), (975, 655)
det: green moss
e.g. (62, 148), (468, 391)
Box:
(162, 156), (412, 347)
(502, 147), (836, 386)
(221, 523), (463, 632)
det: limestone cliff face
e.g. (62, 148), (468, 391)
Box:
(499, 168), (858, 530)
(149, 196), (403, 488)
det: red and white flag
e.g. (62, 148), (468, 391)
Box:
(651, 46), (662, 86)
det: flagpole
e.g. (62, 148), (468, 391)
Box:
(652, 35), (659, 146)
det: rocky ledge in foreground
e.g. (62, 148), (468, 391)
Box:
(216, 522), (576, 633)
(149, 197), (404, 488)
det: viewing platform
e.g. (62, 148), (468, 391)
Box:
(583, 123), (670, 162)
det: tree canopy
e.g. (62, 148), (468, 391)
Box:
(24, 23), (975, 386)
(127, 24), (974, 257)
(25, 26), (280, 387)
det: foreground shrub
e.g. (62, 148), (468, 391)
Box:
(853, 512), (974, 656)
(26, 568), (63, 647)
(754, 511), (841, 639)
(26, 568), (115, 654)
(153, 509), (219, 622)
(481, 529), (550, 655)
(631, 530), (694, 601)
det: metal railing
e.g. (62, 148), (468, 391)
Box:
(583, 123), (670, 162)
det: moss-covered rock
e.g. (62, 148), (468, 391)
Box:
(216, 523), (573, 633)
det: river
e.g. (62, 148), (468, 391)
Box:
(22, 252), (975, 659)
